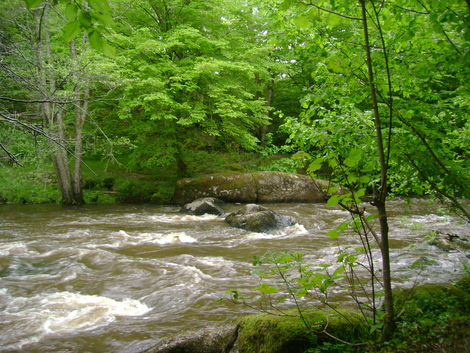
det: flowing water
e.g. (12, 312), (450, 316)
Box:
(0, 199), (468, 353)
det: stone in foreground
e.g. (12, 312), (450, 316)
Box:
(224, 204), (296, 233)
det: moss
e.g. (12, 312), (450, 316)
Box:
(382, 283), (470, 352)
(394, 284), (470, 318)
(237, 309), (367, 353)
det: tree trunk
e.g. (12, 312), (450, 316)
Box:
(255, 72), (274, 146)
(35, 2), (85, 205)
(359, 0), (395, 340)
(70, 34), (89, 205)
(261, 76), (274, 145)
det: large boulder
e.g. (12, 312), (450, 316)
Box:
(252, 171), (327, 203)
(224, 204), (296, 233)
(172, 171), (330, 205)
(173, 173), (256, 205)
(180, 197), (225, 216)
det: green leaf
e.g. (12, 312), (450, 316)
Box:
(88, 30), (115, 57)
(327, 221), (349, 239)
(294, 16), (310, 29)
(88, 30), (102, 50)
(333, 265), (345, 276)
(24, 0), (43, 8)
(327, 186), (338, 194)
(370, 321), (384, 334)
(344, 148), (363, 167)
(101, 40), (116, 57)
(65, 3), (78, 21)
(326, 194), (341, 206)
(255, 283), (278, 295)
(79, 11), (92, 29)
(62, 20), (81, 42)
(326, 229), (340, 239)
(91, 12), (115, 26)
(279, 0), (295, 11)
(87, 0), (112, 12)
(307, 158), (322, 175)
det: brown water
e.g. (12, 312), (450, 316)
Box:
(0, 199), (468, 352)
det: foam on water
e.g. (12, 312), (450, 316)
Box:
(84, 230), (198, 249)
(150, 213), (221, 223)
(153, 232), (198, 244)
(242, 222), (309, 240)
(0, 290), (151, 350)
(0, 242), (39, 257)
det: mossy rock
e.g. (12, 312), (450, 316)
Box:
(236, 309), (367, 353)
(224, 204), (296, 232)
(172, 171), (334, 205)
(394, 284), (470, 318)
(389, 284), (470, 352)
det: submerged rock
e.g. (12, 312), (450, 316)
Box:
(180, 197), (225, 216)
(224, 204), (296, 233)
(429, 231), (470, 252)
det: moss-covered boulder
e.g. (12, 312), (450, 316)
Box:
(224, 204), (296, 233)
(252, 171), (328, 203)
(236, 309), (367, 353)
(173, 173), (257, 205)
(394, 284), (470, 317)
(140, 324), (238, 353)
(172, 171), (331, 205)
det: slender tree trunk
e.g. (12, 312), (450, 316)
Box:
(255, 72), (274, 146)
(70, 34), (88, 205)
(359, 0), (395, 340)
(35, 2), (83, 205)
(261, 76), (274, 145)
(176, 145), (188, 178)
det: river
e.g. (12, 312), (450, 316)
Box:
(0, 199), (468, 352)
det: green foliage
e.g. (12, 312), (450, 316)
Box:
(273, 0), (470, 211)
(385, 284), (470, 352)
(0, 167), (61, 204)
(108, 0), (276, 170)
(24, 0), (116, 56)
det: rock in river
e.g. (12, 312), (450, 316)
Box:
(224, 204), (296, 233)
(180, 197), (225, 216)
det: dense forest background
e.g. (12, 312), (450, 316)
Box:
(0, 0), (469, 208)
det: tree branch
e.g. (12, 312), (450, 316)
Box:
(0, 142), (24, 167)
(298, 0), (362, 21)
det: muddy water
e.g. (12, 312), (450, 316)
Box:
(0, 199), (468, 352)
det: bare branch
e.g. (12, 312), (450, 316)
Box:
(298, 0), (362, 21)
(0, 142), (24, 167)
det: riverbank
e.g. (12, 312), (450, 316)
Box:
(141, 277), (470, 353)
(0, 151), (291, 204)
